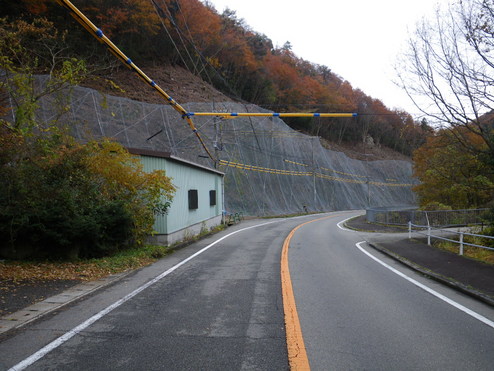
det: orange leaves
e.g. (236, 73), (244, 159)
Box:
(122, 0), (161, 35)
(80, 0), (161, 38)
(84, 139), (175, 205)
(264, 52), (348, 108)
(264, 53), (298, 90)
(1, 260), (135, 281)
(19, 0), (49, 15)
(413, 129), (494, 208)
(177, 0), (222, 49)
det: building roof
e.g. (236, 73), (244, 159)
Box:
(127, 147), (224, 176)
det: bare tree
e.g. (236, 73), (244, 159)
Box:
(396, 0), (494, 160)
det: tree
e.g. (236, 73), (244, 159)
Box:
(413, 128), (494, 209)
(76, 0), (161, 39)
(397, 0), (494, 165)
(0, 17), (88, 134)
(0, 133), (175, 260)
(0, 17), (176, 260)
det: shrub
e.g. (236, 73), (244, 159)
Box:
(419, 202), (452, 211)
(0, 17), (175, 260)
(0, 131), (174, 260)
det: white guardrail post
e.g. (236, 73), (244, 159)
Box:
(459, 232), (464, 256)
(408, 221), (412, 239)
(427, 226), (431, 246)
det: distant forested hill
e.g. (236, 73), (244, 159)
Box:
(1, 0), (430, 156)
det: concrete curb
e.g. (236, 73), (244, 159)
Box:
(0, 270), (133, 336)
(367, 241), (494, 308)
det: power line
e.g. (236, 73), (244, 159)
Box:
(149, 0), (241, 100)
(150, 0), (192, 74)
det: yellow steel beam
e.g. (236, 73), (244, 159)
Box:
(187, 112), (357, 118)
(56, 0), (215, 161)
(56, 0), (357, 163)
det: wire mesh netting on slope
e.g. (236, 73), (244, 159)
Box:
(33, 81), (418, 216)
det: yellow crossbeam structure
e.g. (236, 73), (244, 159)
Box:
(56, 0), (215, 160)
(187, 112), (357, 118)
(56, 0), (358, 163)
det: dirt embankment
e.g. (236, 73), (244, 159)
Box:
(82, 64), (233, 105)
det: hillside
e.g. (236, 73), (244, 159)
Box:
(83, 64), (411, 162)
(84, 64), (232, 105)
(1, 1), (428, 159)
(1, 3), (418, 216)
(30, 75), (417, 216)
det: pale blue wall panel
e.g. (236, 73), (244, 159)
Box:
(139, 155), (223, 235)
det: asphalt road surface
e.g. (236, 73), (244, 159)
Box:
(290, 213), (494, 369)
(1, 211), (494, 370)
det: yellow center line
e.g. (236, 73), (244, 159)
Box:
(281, 214), (342, 370)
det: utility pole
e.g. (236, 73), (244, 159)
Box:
(363, 153), (374, 208)
(312, 137), (317, 211)
(366, 178), (370, 208)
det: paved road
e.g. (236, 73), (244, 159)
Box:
(1, 212), (494, 370)
(0, 216), (316, 370)
(289, 214), (494, 369)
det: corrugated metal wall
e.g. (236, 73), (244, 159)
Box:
(139, 156), (223, 234)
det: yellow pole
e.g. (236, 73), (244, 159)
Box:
(56, 0), (215, 159)
(187, 112), (357, 118)
(56, 0), (358, 163)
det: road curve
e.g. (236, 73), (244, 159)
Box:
(288, 214), (494, 369)
(0, 215), (331, 370)
(2, 212), (494, 370)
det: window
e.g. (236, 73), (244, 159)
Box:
(209, 190), (217, 206)
(188, 189), (198, 210)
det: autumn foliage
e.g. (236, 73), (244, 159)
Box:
(0, 0), (428, 156)
(0, 132), (175, 260)
(413, 128), (494, 209)
(0, 17), (175, 260)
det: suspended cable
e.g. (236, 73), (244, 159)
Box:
(149, 0), (241, 99)
(56, 0), (215, 161)
(150, 0), (192, 74)
(152, 0), (199, 75)
(174, 0), (203, 73)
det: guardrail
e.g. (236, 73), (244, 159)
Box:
(367, 207), (489, 228)
(409, 222), (494, 255)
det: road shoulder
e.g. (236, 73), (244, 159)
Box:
(345, 215), (494, 307)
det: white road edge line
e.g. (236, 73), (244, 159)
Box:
(337, 215), (362, 232)
(356, 241), (494, 329)
(8, 220), (282, 371)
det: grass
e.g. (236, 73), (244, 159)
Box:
(0, 244), (172, 281)
(434, 235), (494, 265)
(0, 224), (227, 282)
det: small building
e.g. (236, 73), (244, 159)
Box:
(128, 148), (224, 245)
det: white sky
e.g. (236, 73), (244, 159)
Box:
(205, 0), (452, 115)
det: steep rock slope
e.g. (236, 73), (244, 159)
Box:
(36, 79), (417, 215)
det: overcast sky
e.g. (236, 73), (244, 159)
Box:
(205, 0), (452, 115)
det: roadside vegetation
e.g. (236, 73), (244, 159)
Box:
(400, 0), (494, 237)
(0, 18), (175, 261)
(1, 0), (430, 156)
(0, 244), (174, 281)
(0, 224), (226, 282)
(434, 240), (494, 266)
